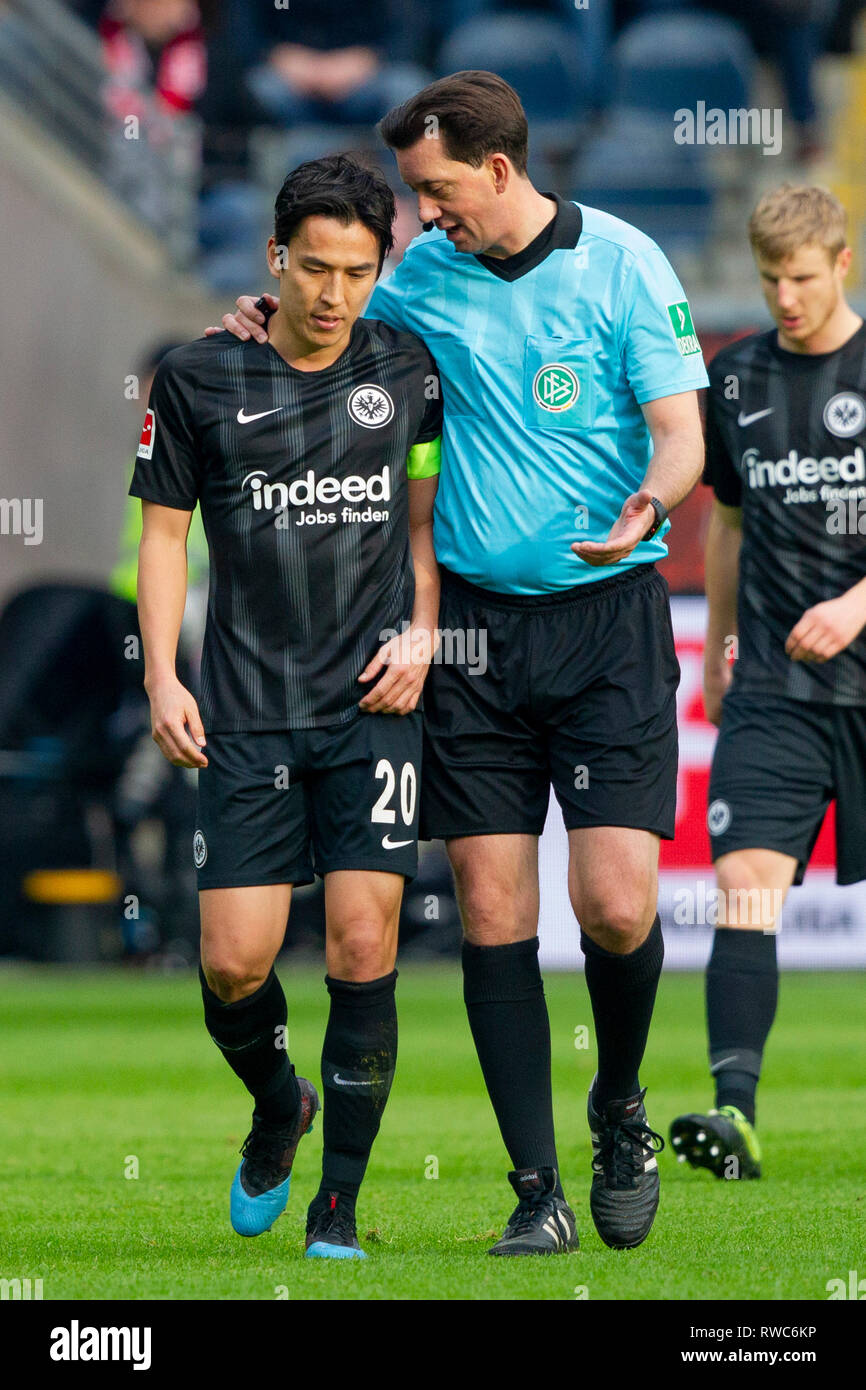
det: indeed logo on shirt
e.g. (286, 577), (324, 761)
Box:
(743, 446), (866, 490)
(242, 467), (391, 511)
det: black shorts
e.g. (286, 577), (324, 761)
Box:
(420, 564), (680, 840)
(194, 712), (422, 889)
(708, 686), (866, 886)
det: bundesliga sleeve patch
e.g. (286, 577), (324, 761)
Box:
(137, 408), (155, 460)
(666, 301), (702, 357)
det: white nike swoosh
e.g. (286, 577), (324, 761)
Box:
(381, 835), (413, 850)
(333, 1073), (373, 1087)
(737, 408), (774, 427)
(710, 1056), (739, 1072)
(237, 407), (284, 424)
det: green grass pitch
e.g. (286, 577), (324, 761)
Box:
(0, 962), (861, 1301)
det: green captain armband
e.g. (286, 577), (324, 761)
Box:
(406, 436), (441, 480)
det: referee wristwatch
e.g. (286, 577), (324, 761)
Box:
(643, 496), (668, 541)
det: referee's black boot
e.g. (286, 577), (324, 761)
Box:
(588, 1080), (665, 1249)
(488, 1167), (580, 1256)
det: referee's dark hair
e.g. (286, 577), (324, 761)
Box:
(274, 154), (396, 273)
(378, 71), (529, 176)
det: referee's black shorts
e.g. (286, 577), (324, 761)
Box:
(419, 563), (680, 841)
(708, 685), (866, 886)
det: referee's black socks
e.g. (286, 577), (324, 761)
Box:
(199, 965), (301, 1126)
(315, 970), (398, 1206)
(706, 927), (778, 1125)
(581, 914), (665, 1109)
(462, 936), (563, 1191)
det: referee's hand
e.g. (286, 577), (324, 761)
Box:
(358, 628), (437, 715)
(205, 294), (277, 344)
(147, 677), (209, 768)
(572, 489), (656, 566)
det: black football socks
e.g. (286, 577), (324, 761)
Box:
(581, 914), (665, 1109)
(200, 965), (301, 1126)
(462, 936), (562, 1191)
(706, 927), (778, 1125)
(314, 970), (398, 1208)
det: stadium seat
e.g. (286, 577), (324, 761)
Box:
(612, 13), (755, 120)
(570, 108), (714, 258)
(437, 15), (592, 152)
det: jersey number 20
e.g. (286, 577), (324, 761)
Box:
(372, 759), (417, 826)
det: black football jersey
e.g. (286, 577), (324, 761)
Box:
(704, 323), (866, 705)
(130, 321), (442, 730)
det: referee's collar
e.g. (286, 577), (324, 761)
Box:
(473, 194), (582, 283)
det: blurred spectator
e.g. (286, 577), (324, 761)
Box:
(190, 0), (434, 286)
(238, 0), (430, 128)
(711, 0), (840, 160)
(625, 0), (841, 160)
(95, 0), (206, 237)
(98, 0), (207, 118)
(91, 1), (265, 287)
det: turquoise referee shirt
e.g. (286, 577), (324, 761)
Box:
(367, 195), (709, 594)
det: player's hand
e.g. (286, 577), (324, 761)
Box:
(204, 294), (277, 343)
(785, 592), (866, 663)
(357, 628), (439, 715)
(571, 489), (656, 566)
(702, 662), (732, 727)
(146, 677), (208, 767)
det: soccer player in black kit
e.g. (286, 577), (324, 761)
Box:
(671, 185), (866, 1179)
(131, 156), (442, 1257)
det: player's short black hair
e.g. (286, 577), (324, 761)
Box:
(378, 71), (529, 176)
(273, 154), (396, 272)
